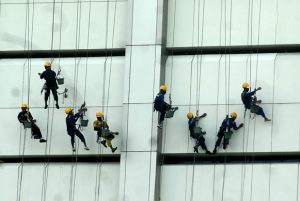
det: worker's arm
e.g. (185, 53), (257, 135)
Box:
(195, 113), (207, 121)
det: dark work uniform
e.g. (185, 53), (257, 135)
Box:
(154, 91), (171, 124)
(18, 111), (43, 139)
(66, 113), (87, 148)
(215, 117), (239, 148)
(188, 118), (207, 151)
(40, 68), (58, 103)
(241, 89), (266, 118)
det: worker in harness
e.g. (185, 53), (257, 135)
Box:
(38, 61), (59, 109)
(212, 112), (244, 154)
(93, 112), (118, 153)
(187, 112), (211, 154)
(153, 85), (178, 129)
(65, 103), (89, 152)
(241, 82), (271, 121)
(17, 104), (47, 143)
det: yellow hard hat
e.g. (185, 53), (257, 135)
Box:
(242, 82), (250, 89)
(230, 112), (237, 118)
(96, 112), (103, 117)
(65, 107), (72, 114)
(44, 61), (51, 68)
(187, 112), (193, 119)
(21, 104), (28, 109)
(160, 85), (167, 91)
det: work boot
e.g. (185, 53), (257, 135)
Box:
(205, 150), (212, 155)
(72, 148), (76, 152)
(112, 147), (118, 153)
(264, 118), (271, 122)
(84, 146), (90, 151)
(157, 123), (162, 129)
(212, 148), (217, 154)
(223, 144), (227, 150)
(193, 146), (199, 154)
(113, 132), (119, 135)
(39, 139), (47, 143)
(100, 140), (107, 148)
(44, 104), (48, 109)
(56, 103), (60, 109)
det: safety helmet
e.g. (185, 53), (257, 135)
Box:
(21, 104), (28, 109)
(65, 107), (72, 114)
(96, 112), (103, 118)
(242, 82), (250, 89)
(230, 112), (237, 118)
(44, 61), (51, 68)
(187, 112), (193, 119)
(160, 85), (167, 91)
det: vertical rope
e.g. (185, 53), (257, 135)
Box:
(16, 1), (30, 200)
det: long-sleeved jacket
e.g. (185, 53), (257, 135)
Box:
(220, 117), (238, 131)
(18, 111), (33, 123)
(154, 92), (165, 110)
(188, 118), (197, 132)
(66, 113), (80, 133)
(241, 89), (256, 109)
(40, 69), (57, 88)
(93, 119), (109, 131)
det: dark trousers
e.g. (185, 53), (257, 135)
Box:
(156, 103), (171, 124)
(192, 135), (207, 150)
(256, 107), (266, 118)
(45, 87), (58, 102)
(215, 128), (229, 148)
(68, 129), (86, 148)
(31, 124), (42, 139)
(249, 105), (267, 119)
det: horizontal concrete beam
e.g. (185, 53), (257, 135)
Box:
(0, 48), (125, 59)
(162, 152), (300, 165)
(167, 44), (300, 55)
(0, 154), (120, 163)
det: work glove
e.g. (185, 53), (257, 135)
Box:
(238, 123), (244, 129)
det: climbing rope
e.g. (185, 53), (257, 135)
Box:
(16, 1), (31, 200)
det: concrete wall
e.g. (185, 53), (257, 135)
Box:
(0, 57), (124, 155)
(167, 0), (300, 47)
(0, 163), (120, 201)
(0, 0), (127, 50)
(162, 54), (300, 153)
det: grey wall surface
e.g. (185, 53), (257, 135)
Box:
(0, 57), (124, 155)
(0, 163), (120, 201)
(162, 54), (300, 153)
(161, 164), (300, 201)
(0, 0), (127, 50)
(167, 0), (300, 47)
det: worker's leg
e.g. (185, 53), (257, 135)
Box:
(256, 107), (271, 121)
(74, 129), (88, 148)
(213, 129), (224, 154)
(105, 137), (117, 153)
(31, 124), (42, 139)
(68, 132), (76, 150)
(44, 88), (50, 109)
(223, 137), (229, 149)
(51, 88), (59, 109)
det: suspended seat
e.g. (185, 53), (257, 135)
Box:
(23, 121), (32, 129)
(165, 107), (179, 118)
(101, 128), (110, 138)
(193, 126), (205, 137)
(250, 104), (260, 113)
(224, 130), (233, 140)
